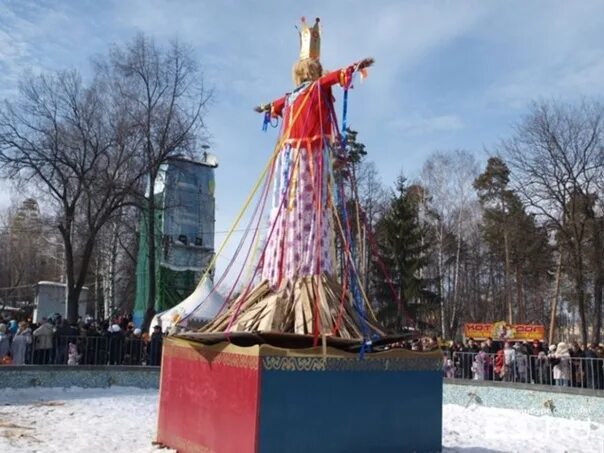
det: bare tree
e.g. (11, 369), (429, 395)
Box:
(0, 71), (145, 322)
(90, 206), (139, 320)
(504, 100), (604, 345)
(421, 150), (479, 338)
(98, 34), (212, 330)
(355, 160), (387, 291)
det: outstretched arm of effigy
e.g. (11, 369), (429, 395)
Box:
(253, 96), (286, 117)
(320, 57), (375, 89)
(252, 58), (373, 114)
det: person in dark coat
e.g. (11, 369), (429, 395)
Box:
(584, 344), (599, 390)
(107, 324), (126, 365)
(81, 324), (102, 365)
(570, 342), (585, 387)
(462, 339), (480, 379)
(148, 326), (163, 366)
(485, 337), (497, 354)
(534, 351), (551, 385)
(124, 328), (145, 365)
(528, 340), (543, 383)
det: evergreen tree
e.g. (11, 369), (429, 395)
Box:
(372, 176), (431, 331)
(343, 127), (367, 165)
(475, 157), (552, 323)
(474, 157), (515, 322)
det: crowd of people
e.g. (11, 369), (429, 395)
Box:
(443, 337), (604, 389)
(0, 315), (164, 367)
(3, 317), (604, 392)
(383, 337), (442, 352)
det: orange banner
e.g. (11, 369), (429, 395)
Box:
(464, 321), (545, 341)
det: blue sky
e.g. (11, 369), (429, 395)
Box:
(2, 0), (604, 277)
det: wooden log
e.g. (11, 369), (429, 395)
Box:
(301, 278), (315, 334)
(199, 273), (383, 340)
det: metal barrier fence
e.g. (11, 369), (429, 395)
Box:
(10, 335), (163, 367)
(445, 351), (604, 390)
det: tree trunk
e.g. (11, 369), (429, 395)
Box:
(438, 224), (445, 337)
(593, 276), (602, 345)
(364, 201), (374, 292)
(575, 249), (588, 346)
(60, 213), (99, 324)
(107, 221), (119, 316)
(577, 279), (588, 346)
(449, 208), (463, 338)
(487, 264), (495, 320)
(142, 185), (157, 332)
(548, 253), (562, 345)
(61, 220), (79, 324)
(503, 230), (512, 324)
(452, 215), (462, 312)
(66, 284), (81, 323)
(65, 247), (83, 323)
(96, 254), (103, 321)
(516, 265), (525, 322)
(592, 218), (603, 345)
(398, 285), (404, 330)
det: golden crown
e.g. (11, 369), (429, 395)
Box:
(298, 17), (321, 60)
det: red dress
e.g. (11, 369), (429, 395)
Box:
(261, 65), (356, 288)
(269, 67), (355, 149)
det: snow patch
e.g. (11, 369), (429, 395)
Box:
(0, 387), (603, 452)
(443, 403), (604, 452)
(0, 387), (172, 453)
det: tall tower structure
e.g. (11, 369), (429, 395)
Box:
(133, 155), (218, 326)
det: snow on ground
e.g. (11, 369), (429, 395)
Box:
(0, 386), (603, 452)
(0, 387), (172, 453)
(443, 404), (604, 453)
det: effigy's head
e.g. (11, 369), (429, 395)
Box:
(294, 17), (322, 85)
(292, 58), (323, 85)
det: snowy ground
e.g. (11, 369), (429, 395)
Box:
(443, 404), (604, 453)
(0, 387), (172, 453)
(0, 387), (603, 453)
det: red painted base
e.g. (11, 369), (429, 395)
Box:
(156, 338), (261, 452)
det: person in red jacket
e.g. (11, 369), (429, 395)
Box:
(494, 349), (505, 381)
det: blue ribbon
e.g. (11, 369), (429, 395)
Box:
(262, 111), (270, 131)
(359, 338), (372, 359)
(336, 171), (370, 359)
(341, 88), (349, 146)
(338, 75), (373, 359)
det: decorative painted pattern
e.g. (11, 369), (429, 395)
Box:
(262, 355), (442, 372)
(163, 343), (259, 370)
(263, 356), (326, 371)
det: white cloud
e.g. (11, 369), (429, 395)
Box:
(389, 114), (465, 135)
(472, 3), (604, 109)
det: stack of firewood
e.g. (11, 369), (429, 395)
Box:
(200, 274), (384, 339)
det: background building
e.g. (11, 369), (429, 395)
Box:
(33, 282), (88, 323)
(133, 156), (217, 326)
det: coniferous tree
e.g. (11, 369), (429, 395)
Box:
(474, 157), (514, 322)
(372, 176), (432, 332)
(475, 157), (553, 324)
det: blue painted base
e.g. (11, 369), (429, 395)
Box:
(257, 349), (443, 453)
